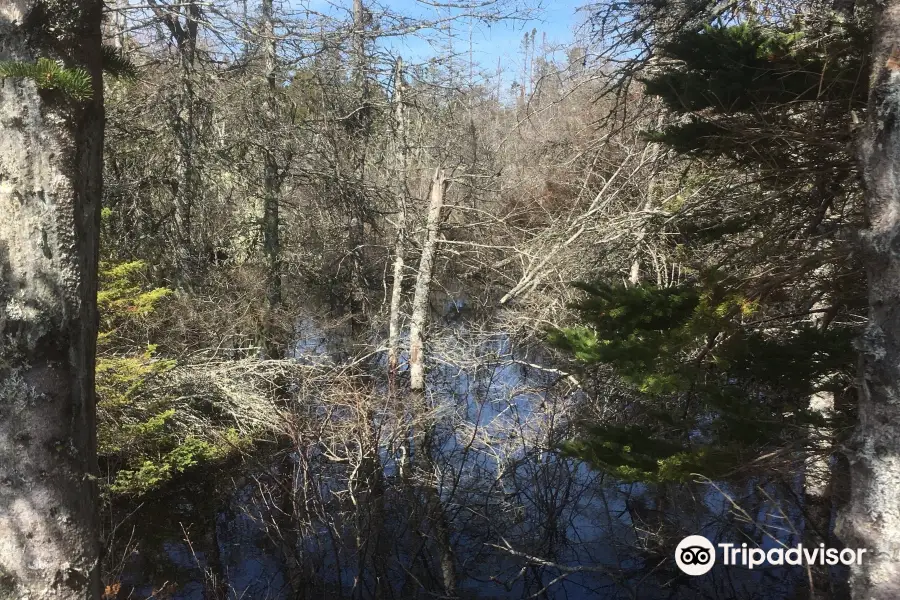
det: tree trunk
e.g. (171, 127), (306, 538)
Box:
(805, 389), (837, 600)
(804, 299), (843, 600)
(149, 0), (203, 283)
(409, 169), (447, 393)
(0, 2), (104, 598)
(406, 168), (454, 594)
(629, 112), (664, 287)
(387, 57), (408, 386)
(104, 0), (127, 49)
(837, 4), (900, 597)
(346, 0), (371, 336)
(352, 0), (368, 93)
(174, 7), (200, 282)
(261, 0), (282, 359)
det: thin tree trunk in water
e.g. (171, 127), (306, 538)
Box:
(837, 4), (900, 596)
(277, 453), (307, 599)
(405, 168), (454, 594)
(805, 389), (836, 600)
(409, 169), (447, 393)
(424, 483), (457, 597)
(352, 410), (387, 600)
(0, 2), (104, 598)
(804, 299), (841, 600)
(387, 57), (408, 386)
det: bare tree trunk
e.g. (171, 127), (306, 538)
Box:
(104, 0), (127, 48)
(174, 3), (201, 281)
(405, 169), (451, 594)
(387, 57), (408, 385)
(803, 299), (843, 600)
(409, 169), (447, 393)
(405, 169), (454, 595)
(629, 113), (664, 286)
(837, 4), (900, 597)
(805, 388), (836, 600)
(149, 0), (203, 283)
(347, 0), (371, 336)
(261, 0), (282, 359)
(352, 0), (368, 92)
(0, 2), (104, 598)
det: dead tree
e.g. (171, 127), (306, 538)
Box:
(409, 168), (448, 393)
(388, 56), (409, 385)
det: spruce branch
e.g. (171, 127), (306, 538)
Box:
(0, 57), (93, 100)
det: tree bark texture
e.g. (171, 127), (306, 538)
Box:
(0, 2), (104, 598)
(261, 0), (282, 358)
(387, 57), (408, 384)
(148, 0), (203, 282)
(838, 4), (900, 597)
(409, 169), (447, 393)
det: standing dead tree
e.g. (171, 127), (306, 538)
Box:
(409, 168), (449, 394)
(387, 56), (409, 386)
(147, 0), (207, 283)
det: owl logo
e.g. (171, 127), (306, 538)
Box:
(675, 535), (716, 576)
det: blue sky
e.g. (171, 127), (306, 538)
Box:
(383, 0), (586, 75)
(293, 0), (587, 83)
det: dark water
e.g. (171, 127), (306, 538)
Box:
(112, 324), (824, 599)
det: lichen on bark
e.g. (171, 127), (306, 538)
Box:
(837, 3), (900, 597)
(0, 1), (104, 599)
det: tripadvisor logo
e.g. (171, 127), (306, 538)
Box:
(674, 535), (868, 576)
(675, 535), (716, 575)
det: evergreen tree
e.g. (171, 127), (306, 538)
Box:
(551, 278), (855, 481)
(556, 9), (869, 483)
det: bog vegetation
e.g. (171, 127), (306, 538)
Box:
(0, 0), (894, 598)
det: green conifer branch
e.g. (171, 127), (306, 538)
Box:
(101, 45), (138, 81)
(0, 46), (139, 101)
(0, 57), (93, 100)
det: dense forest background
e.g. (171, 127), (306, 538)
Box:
(0, 0), (891, 598)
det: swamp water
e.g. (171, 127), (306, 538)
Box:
(111, 322), (827, 599)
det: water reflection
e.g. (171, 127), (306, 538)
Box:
(113, 325), (820, 599)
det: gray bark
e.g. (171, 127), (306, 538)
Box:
(148, 0), (203, 282)
(425, 479), (457, 597)
(629, 112), (664, 287)
(261, 0), (282, 358)
(387, 57), (408, 383)
(837, 4), (900, 597)
(0, 2), (104, 598)
(103, 0), (126, 49)
(409, 169), (447, 393)
(346, 0), (370, 334)
(804, 300), (841, 600)
(173, 3), (201, 279)
(352, 0), (368, 91)
(805, 389), (836, 600)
